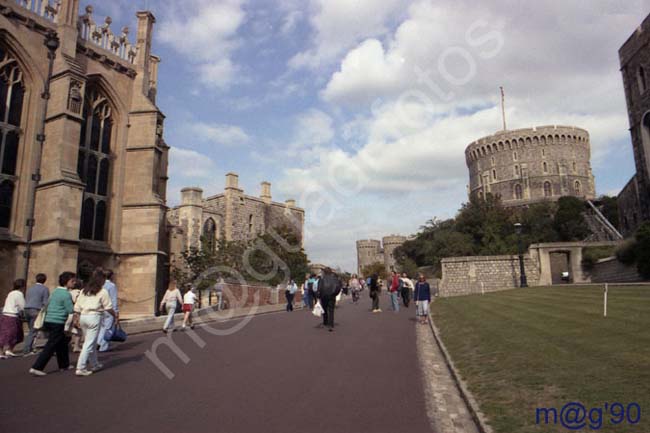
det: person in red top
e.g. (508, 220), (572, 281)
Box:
(389, 271), (400, 312)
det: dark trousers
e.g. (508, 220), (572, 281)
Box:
(22, 308), (40, 354)
(371, 292), (380, 310)
(401, 287), (410, 307)
(321, 296), (335, 328)
(308, 292), (315, 310)
(285, 292), (295, 311)
(32, 322), (70, 372)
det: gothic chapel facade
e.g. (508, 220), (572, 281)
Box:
(0, 0), (169, 314)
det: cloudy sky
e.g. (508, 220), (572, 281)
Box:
(92, 0), (648, 272)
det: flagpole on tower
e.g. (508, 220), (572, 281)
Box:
(500, 86), (507, 131)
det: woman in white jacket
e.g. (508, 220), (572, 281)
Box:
(160, 283), (183, 333)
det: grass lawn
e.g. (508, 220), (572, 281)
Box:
(431, 285), (650, 433)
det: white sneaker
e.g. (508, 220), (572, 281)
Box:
(4, 350), (18, 357)
(75, 369), (93, 377)
(29, 368), (47, 376)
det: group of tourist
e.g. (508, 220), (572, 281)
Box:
(0, 268), (122, 377)
(159, 283), (199, 332)
(291, 268), (436, 329)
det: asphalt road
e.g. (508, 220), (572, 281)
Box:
(1, 294), (434, 433)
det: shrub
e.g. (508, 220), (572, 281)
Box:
(582, 246), (616, 271)
(635, 222), (650, 279)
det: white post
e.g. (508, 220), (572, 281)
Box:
(603, 283), (608, 318)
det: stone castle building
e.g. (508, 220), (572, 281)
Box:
(0, 1), (169, 314)
(465, 125), (596, 206)
(356, 235), (406, 276)
(618, 13), (650, 235)
(167, 173), (304, 261)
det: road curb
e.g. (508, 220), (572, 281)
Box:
(427, 313), (494, 433)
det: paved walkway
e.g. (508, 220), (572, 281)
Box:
(1, 294), (478, 433)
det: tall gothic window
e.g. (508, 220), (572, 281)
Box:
(78, 87), (112, 241)
(248, 214), (254, 234)
(203, 218), (216, 252)
(0, 47), (24, 229)
(514, 184), (523, 200)
(574, 181), (581, 195)
(543, 181), (552, 197)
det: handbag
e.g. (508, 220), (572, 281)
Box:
(33, 297), (52, 331)
(312, 301), (324, 317)
(104, 322), (127, 342)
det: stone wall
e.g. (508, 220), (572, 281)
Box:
(196, 282), (303, 309)
(588, 257), (645, 283)
(619, 13), (650, 227)
(440, 255), (540, 297)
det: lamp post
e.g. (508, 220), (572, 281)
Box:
(514, 222), (528, 288)
(22, 30), (59, 279)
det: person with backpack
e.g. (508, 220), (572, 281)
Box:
(317, 268), (341, 332)
(369, 274), (381, 313)
(22, 273), (49, 356)
(414, 274), (431, 324)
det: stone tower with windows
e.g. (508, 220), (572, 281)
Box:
(0, 1), (169, 314)
(465, 125), (595, 207)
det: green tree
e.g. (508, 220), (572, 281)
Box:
(362, 262), (387, 279)
(635, 222), (650, 279)
(554, 196), (589, 241)
(599, 195), (620, 229)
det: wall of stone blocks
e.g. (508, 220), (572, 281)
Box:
(440, 255), (540, 297)
(588, 257), (645, 283)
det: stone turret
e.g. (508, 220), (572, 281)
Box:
(261, 181), (272, 204)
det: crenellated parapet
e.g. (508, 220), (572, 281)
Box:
(12, 0), (61, 22)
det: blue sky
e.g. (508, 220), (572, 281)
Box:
(91, 0), (648, 271)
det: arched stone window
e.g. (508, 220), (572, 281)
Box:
(542, 148), (546, 158)
(491, 156), (495, 166)
(514, 165), (520, 176)
(638, 66), (647, 93)
(543, 161), (548, 173)
(514, 183), (522, 200)
(572, 161), (577, 172)
(78, 86), (113, 241)
(543, 181), (552, 197)
(541, 136), (546, 145)
(203, 218), (216, 252)
(492, 169), (497, 180)
(0, 46), (25, 229)
(548, 135), (553, 144)
(574, 180), (581, 195)
(248, 214), (254, 234)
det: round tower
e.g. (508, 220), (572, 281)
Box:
(382, 235), (407, 273)
(465, 125), (595, 206)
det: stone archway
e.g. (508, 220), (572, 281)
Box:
(549, 251), (571, 284)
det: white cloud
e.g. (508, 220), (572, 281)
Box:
(285, 109), (335, 162)
(276, 0), (647, 270)
(191, 121), (251, 146)
(167, 147), (222, 206)
(158, 0), (246, 89)
(289, 0), (410, 69)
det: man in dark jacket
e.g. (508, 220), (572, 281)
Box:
(317, 268), (341, 332)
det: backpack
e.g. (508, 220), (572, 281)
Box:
(307, 281), (314, 291)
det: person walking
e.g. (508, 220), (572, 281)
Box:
(182, 286), (198, 330)
(389, 271), (400, 312)
(414, 275), (431, 325)
(73, 269), (117, 376)
(22, 273), (49, 356)
(160, 283), (183, 333)
(97, 269), (118, 352)
(369, 274), (381, 313)
(301, 275), (309, 309)
(349, 275), (361, 304)
(308, 274), (319, 310)
(29, 272), (76, 376)
(400, 273), (414, 308)
(317, 268), (341, 332)
(0, 279), (26, 358)
(285, 280), (298, 312)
